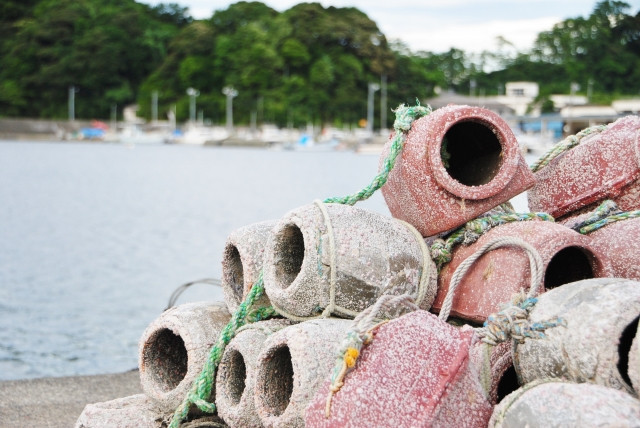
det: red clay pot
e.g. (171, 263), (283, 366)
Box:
(305, 310), (505, 428)
(431, 221), (603, 323)
(528, 116), (640, 219)
(380, 105), (535, 237)
(587, 217), (640, 280)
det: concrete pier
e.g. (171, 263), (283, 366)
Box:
(0, 370), (141, 428)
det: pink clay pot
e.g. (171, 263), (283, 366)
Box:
(432, 221), (603, 323)
(305, 310), (516, 428)
(380, 105), (535, 236)
(528, 115), (640, 219)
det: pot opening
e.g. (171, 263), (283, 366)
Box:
(544, 246), (594, 289)
(143, 328), (188, 392)
(225, 349), (247, 405)
(442, 120), (503, 186)
(259, 344), (294, 417)
(496, 364), (520, 402)
(618, 315), (639, 388)
(274, 224), (305, 289)
(223, 244), (245, 299)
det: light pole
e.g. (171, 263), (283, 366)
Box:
(68, 86), (79, 122)
(380, 74), (388, 132)
(186, 87), (199, 126)
(367, 82), (380, 136)
(222, 86), (238, 134)
(151, 90), (158, 124)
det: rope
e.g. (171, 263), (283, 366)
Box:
(268, 206), (434, 320)
(436, 235), (565, 346)
(430, 212), (554, 270)
(569, 200), (640, 234)
(396, 219), (435, 308)
(438, 237), (544, 322)
(323, 102), (431, 205)
(170, 102), (429, 427)
(530, 125), (608, 173)
(168, 274), (276, 428)
(165, 278), (222, 311)
(324, 294), (419, 417)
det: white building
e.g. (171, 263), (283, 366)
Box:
(494, 82), (540, 116)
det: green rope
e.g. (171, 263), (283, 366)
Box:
(430, 211), (555, 270)
(169, 102), (429, 427)
(530, 125), (608, 173)
(579, 211), (640, 234)
(323, 102), (432, 205)
(169, 274), (276, 427)
(566, 199), (640, 234)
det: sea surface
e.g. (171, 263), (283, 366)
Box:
(0, 140), (530, 381)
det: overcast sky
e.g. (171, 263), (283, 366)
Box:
(138, 1), (640, 54)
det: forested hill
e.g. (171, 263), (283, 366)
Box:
(0, 0), (638, 127)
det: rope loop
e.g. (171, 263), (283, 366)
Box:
(436, 236), (566, 346)
(438, 237), (544, 323)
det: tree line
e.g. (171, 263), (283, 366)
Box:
(0, 0), (638, 128)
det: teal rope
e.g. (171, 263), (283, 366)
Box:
(169, 102), (429, 427)
(478, 294), (566, 346)
(323, 102), (432, 205)
(430, 212), (555, 270)
(530, 125), (607, 173)
(567, 199), (640, 234)
(579, 210), (640, 234)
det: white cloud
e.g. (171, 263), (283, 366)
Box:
(395, 16), (562, 53)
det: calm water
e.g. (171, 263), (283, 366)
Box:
(0, 140), (531, 381)
(0, 141), (393, 380)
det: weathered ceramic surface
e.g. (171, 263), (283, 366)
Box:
(215, 319), (293, 428)
(380, 104), (535, 236)
(262, 203), (437, 319)
(75, 394), (168, 428)
(528, 116), (640, 219)
(489, 380), (640, 428)
(432, 221), (602, 323)
(222, 220), (277, 313)
(514, 278), (640, 394)
(253, 318), (352, 428)
(587, 217), (640, 280)
(630, 322), (640, 395)
(304, 311), (494, 428)
(138, 302), (231, 410)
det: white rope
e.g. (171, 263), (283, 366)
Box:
(438, 236), (544, 322)
(314, 199), (338, 318)
(395, 219), (436, 309)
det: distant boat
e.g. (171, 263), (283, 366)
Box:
(166, 125), (229, 145)
(117, 125), (167, 145)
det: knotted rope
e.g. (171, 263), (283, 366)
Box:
(530, 124), (608, 173)
(569, 199), (640, 235)
(430, 211), (554, 271)
(437, 236), (565, 345)
(170, 102), (429, 427)
(323, 102), (431, 205)
(324, 294), (419, 417)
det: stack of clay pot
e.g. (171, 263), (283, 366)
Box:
(77, 106), (640, 428)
